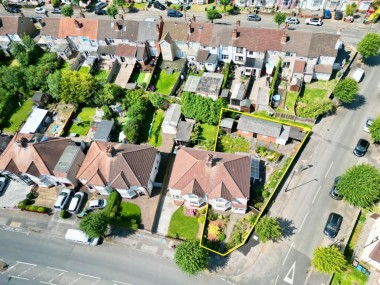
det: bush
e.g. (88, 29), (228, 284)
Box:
(226, 5), (234, 14)
(19, 204), (26, 210)
(130, 219), (138, 231)
(254, 202), (263, 210)
(218, 233), (226, 241)
(60, 210), (70, 219)
(103, 190), (122, 217)
(222, 62), (231, 89)
(25, 205), (31, 210)
(26, 192), (36, 199)
(255, 146), (268, 157)
(109, 212), (115, 219)
(197, 215), (206, 224)
(267, 151), (281, 162)
(30, 205), (39, 211)
(247, 213), (258, 225)
(262, 190), (270, 199)
(170, 4), (181, 10)
(37, 207), (46, 213)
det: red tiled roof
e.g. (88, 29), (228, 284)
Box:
(115, 44), (137, 57)
(58, 18), (99, 40)
(293, 60), (306, 73)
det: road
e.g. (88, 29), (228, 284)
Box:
(231, 56), (380, 285)
(0, 229), (224, 285)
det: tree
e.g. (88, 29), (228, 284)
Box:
(206, 9), (220, 23)
(148, 93), (166, 109)
(79, 212), (109, 238)
(357, 33), (380, 59)
(274, 12), (286, 29)
(47, 71), (62, 100)
(370, 117), (380, 143)
(61, 5), (74, 17)
(113, 0), (125, 12)
(10, 35), (39, 66)
(255, 216), (283, 243)
(96, 83), (125, 106)
(312, 246), (347, 274)
(123, 89), (145, 109)
(345, 4), (353, 16)
(219, 0), (230, 15)
(174, 240), (209, 275)
(333, 78), (359, 103)
(107, 4), (118, 19)
(296, 98), (333, 119)
(52, 0), (60, 8)
(337, 164), (380, 208)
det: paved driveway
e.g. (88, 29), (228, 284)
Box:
(0, 180), (33, 208)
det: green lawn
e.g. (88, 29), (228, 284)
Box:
(218, 135), (250, 153)
(131, 71), (151, 86)
(297, 86), (328, 104)
(93, 70), (110, 84)
(111, 201), (142, 229)
(67, 107), (96, 136)
(331, 266), (368, 285)
(3, 99), (34, 134)
(168, 206), (199, 240)
(199, 123), (217, 141)
(155, 70), (179, 95)
(277, 91), (298, 115)
(149, 109), (164, 147)
(78, 66), (90, 74)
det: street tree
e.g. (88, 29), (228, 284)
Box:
(255, 216), (283, 242)
(219, 0), (230, 15)
(312, 246), (347, 274)
(79, 212), (109, 238)
(296, 98), (333, 119)
(61, 5), (74, 17)
(357, 33), (380, 59)
(206, 9), (220, 23)
(337, 163), (380, 208)
(274, 12), (286, 29)
(333, 78), (359, 103)
(52, 0), (60, 8)
(370, 117), (380, 143)
(174, 240), (209, 275)
(107, 4), (118, 18)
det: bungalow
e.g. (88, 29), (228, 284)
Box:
(77, 142), (160, 198)
(237, 116), (290, 145)
(168, 148), (251, 213)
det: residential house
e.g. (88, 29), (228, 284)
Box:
(194, 50), (218, 72)
(0, 134), (84, 188)
(159, 22), (189, 61)
(76, 142), (161, 198)
(92, 120), (115, 142)
(168, 148), (251, 213)
(136, 19), (163, 58)
(162, 104), (182, 135)
(0, 16), (37, 56)
(97, 19), (139, 47)
(289, 59), (306, 92)
(299, 0), (326, 10)
(115, 43), (149, 66)
(360, 214), (380, 270)
(237, 116), (290, 145)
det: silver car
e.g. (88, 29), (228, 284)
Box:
(54, 189), (72, 210)
(285, 17), (299, 24)
(363, 118), (374, 133)
(68, 192), (85, 214)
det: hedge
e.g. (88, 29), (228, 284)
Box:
(103, 190), (122, 218)
(222, 62), (231, 89)
(269, 60), (282, 100)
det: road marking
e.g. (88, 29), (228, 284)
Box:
(113, 281), (133, 285)
(312, 186), (321, 204)
(0, 226), (29, 235)
(9, 275), (29, 280)
(298, 212), (309, 233)
(78, 273), (100, 279)
(90, 280), (101, 285)
(49, 271), (65, 283)
(47, 267), (67, 272)
(275, 275), (279, 285)
(282, 242), (294, 265)
(68, 276), (82, 285)
(17, 261), (37, 266)
(325, 161), (334, 178)
(283, 262), (296, 284)
(40, 282), (59, 285)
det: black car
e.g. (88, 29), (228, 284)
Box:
(247, 14), (261, 21)
(95, 2), (107, 10)
(167, 9), (182, 17)
(334, 10), (343, 20)
(323, 213), (343, 238)
(329, 176), (342, 200)
(153, 1), (166, 10)
(6, 6), (21, 13)
(51, 8), (61, 14)
(0, 177), (9, 196)
(353, 139), (369, 157)
(95, 9), (107, 15)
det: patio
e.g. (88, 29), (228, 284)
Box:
(46, 103), (75, 137)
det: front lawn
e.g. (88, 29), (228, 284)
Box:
(168, 206), (199, 240)
(149, 109), (164, 147)
(111, 201), (142, 229)
(3, 99), (34, 134)
(67, 107), (96, 136)
(218, 135), (250, 153)
(155, 69), (179, 95)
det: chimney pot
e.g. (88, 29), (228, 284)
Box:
(236, 20), (240, 27)
(118, 14), (124, 20)
(74, 20), (81, 30)
(232, 28), (238, 40)
(206, 154), (214, 167)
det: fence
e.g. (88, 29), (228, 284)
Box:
(169, 60), (188, 97)
(274, 112), (316, 125)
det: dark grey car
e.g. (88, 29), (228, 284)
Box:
(329, 176), (342, 200)
(353, 139), (369, 157)
(323, 213), (343, 238)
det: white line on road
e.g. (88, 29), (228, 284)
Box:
(78, 273), (100, 279)
(49, 272), (65, 283)
(17, 261), (37, 266)
(312, 186), (322, 204)
(47, 267), (67, 272)
(282, 242), (294, 266)
(68, 276), (82, 285)
(325, 161), (334, 178)
(9, 275), (29, 280)
(40, 281), (58, 285)
(112, 280), (133, 285)
(298, 212), (309, 233)
(275, 275), (279, 285)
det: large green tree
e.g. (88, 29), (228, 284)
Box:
(174, 240), (209, 275)
(219, 0), (230, 15)
(357, 33), (380, 59)
(255, 216), (283, 243)
(61, 5), (74, 17)
(337, 164), (380, 208)
(47, 71), (62, 100)
(206, 9), (221, 23)
(107, 4), (118, 18)
(10, 35), (40, 66)
(79, 212), (109, 238)
(370, 116), (380, 143)
(296, 98), (333, 119)
(333, 78), (359, 103)
(312, 246), (347, 274)
(96, 83), (125, 106)
(274, 12), (286, 29)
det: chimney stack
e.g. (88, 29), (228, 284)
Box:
(192, 15), (196, 22)
(206, 154), (214, 167)
(118, 14), (124, 20)
(236, 20), (240, 27)
(105, 145), (116, 157)
(114, 21), (120, 31)
(74, 20), (81, 30)
(80, 12), (85, 18)
(281, 32), (288, 44)
(18, 137), (28, 148)
(156, 23), (160, 34)
(232, 29), (238, 40)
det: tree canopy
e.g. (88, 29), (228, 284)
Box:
(79, 212), (109, 238)
(61, 5), (74, 17)
(255, 216), (283, 242)
(370, 117), (380, 143)
(206, 9), (221, 23)
(274, 12), (286, 28)
(337, 164), (380, 208)
(107, 4), (118, 18)
(95, 83), (125, 106)
(333, 78), (359, 103)
(312, 246), (347, 274)
(148, 93), (166, 109)
(219, 0), (230, 14)
(10, 35), (40, 66)
(357, 33), (380, 58)
(174, 240), (209, 275)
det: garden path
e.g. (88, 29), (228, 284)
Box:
(224, 212), (244, 240)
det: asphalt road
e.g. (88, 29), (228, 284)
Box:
(233, 57), (380, 285)
(0, 229), (223, 285)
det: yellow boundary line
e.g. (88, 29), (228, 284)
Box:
(201, 108), (311, 256)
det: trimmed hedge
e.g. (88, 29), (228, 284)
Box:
(269, 60), (282, 100)
(222, 62), (231, 89)
(103, 190), (122, 218)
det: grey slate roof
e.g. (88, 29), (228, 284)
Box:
(237, 116), (282, 138)
(97, 20), (139, 42)
(93, 120), (114, 142)
(97, 45), (117, 55)
(163, 104), (181, 128)
(220, 118), (235, 129)
(289, 127), (307, 141)
(175, 120), (195, 142)
(38, 18), (61, 37)
(137, 20), (161, 42)
(160, 22), (188, 42)
(0, 16), (37, 37)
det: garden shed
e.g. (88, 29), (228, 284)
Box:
(162, 104), (182, 135)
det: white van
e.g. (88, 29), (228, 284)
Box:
(65, 229), (99, 246)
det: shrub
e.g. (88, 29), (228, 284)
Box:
(267, 151), (281, 162)
(198, 207), (207, 216)
(30, 205), (39, 211)
(60, 210), (70, 219)
(25, 205), (31, 210)
(255, 146), (268, 157)
(130, 219), (138, 231)
(246, 213), (258, 225)
(103, 190), (122, 217)
(222, 62), (231, 89)
(218, 233), (226, 241)
(207, 210), (218, 221)
(19, 204), (26, 210)
(226, 5), (234, 14)
(37, 207), (46, 213)
(170, 4), (181, 10)
(262, 190), (270, 199)
(109, 212), (115, 219)
(208, 223), (221, 239)
(197, 215), (206, 224)
(254, 202), (263, 210)
(26, 192), (36, 199)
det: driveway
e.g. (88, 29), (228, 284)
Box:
(0, 180), (33, 208)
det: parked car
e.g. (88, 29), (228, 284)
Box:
(285, 17), (299, 24)
(95, 9), (107, 15)
(167, 9), (182, 17)
(68, 192), (85, 214)
(323, 213), (343, 238)
(334, 10), (343, 20)
(95, 2), (107, 10)
(329, 177), (342, 200)
(323, 9), (332, 19)
(5, 6), (21, 13)
(153, 1), (166, 10)
(35, 7), (46, 14)
(353, 138), (369, 157)
(51, 8), (61, 14)
(54, 189), (72, 210)
(305, 18), (323, 26)
(89, 199), (107, 210)
(0, 176), (9, 196)
(247, 14), (261, 21)
(363, 118), (374, 133)
(37, 1), (45, 7)
(65, 229), (99, 245)
(351, 68), (365, 83)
